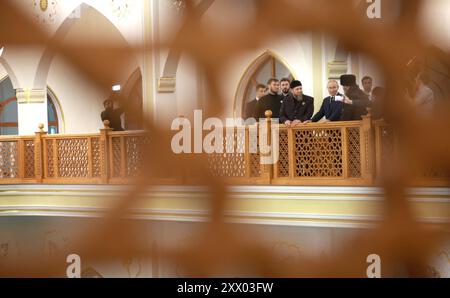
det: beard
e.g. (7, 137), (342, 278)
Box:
(282, 88), (289, 94)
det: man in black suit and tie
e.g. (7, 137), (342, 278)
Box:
(279, 80), (314, 127)
(306, 80), (343, 123)
(244, 84), (266, 120)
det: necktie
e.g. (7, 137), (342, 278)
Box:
(331, 96), (335, 102)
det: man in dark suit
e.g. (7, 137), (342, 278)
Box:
(307, 80), (343, 123)
(101, 98), (124, 131)
(244, 83), (266, 120)
(279, 80), (314, 127)
(340, 74), (370, 121)
(253, 78), (284, 120)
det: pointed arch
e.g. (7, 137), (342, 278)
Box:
(0, 56), (20, 89)
(121, 68), (143, 130)
(33, 3), (140, 89)
(233, 50), (297, 118)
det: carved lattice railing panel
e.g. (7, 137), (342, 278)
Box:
(248, 126), (260, 178)
(208, 128), (246, 178)
(293, 128), (343, 178)
(111, 136), (122, 178)
(347, 127), (362, 178)
(45, 139), (55, 178)
(109, 132), (151, 180)
(91, 137), (101, 178)
(125, 135), (151, 177)
(24, 139), (35, 178)
(0, 140), (19, 179)
(277, 129), (290, 178)
(56, 138), (90, 178)
(41, 135), (105, 182)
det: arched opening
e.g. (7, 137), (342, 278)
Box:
(121, 69), (143, 130)
(234, 51), (295, 118)
(0, 76), (62, 135)
(47, 87), (63, 134)
(0, 76), (18, 135)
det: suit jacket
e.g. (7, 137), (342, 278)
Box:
(279, 93), (314, 123)
(341, 86), (370, 121)
(311, 93), (343, 122)
(244, 98), (258, 119)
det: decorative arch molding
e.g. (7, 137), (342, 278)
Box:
(122, 68), (142, 98)
(0, 56), (20, 89)
(233, 50), (297, 119)
(33, 15), (77, 89)
(158, 0), (216, 93)
(33, 3), (141, 90)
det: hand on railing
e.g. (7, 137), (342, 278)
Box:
(103, 120), (110, 129)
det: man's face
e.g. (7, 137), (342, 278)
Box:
(327, 82), (339, 96)
(280, 81), (290, 94)
(269, 81), (280, 93)
(292, 86), (303, 97)
(256, 87), (265, 99)
(104, 100), (113, 109)
(362, 79), (373, 93)
(343, 85), (350, 94)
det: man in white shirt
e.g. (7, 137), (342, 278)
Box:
(361, 76), (373, 100)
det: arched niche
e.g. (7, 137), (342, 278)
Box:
(233, 50), (296, 118)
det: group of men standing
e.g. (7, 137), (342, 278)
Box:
(244, 74), (376, 126)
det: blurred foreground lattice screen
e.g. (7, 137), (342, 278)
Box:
(0, 0), (449, 278)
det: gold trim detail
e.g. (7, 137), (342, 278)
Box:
(328, 60), (348, 80)
(157, 77), (176, 93)
(16, 89), (46, 104)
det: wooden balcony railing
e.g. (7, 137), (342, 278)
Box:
(0, 115), (448, 186)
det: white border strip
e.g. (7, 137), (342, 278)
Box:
(1, 184), (449, 196)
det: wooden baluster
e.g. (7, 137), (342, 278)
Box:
(374, 121), (383, 179)
(87, 137), (93, 179)
(17, 138), (25, 180)
(244, 126), (251, 179)
(34, 123), (46, 183)
(288, 127), (295, 179)
(120, 136), (126, 179)
(260, 110), (273, 184)
(361, 108), (374, 185)
(100, 120), (112, 184)
(341, 127), (349, 179)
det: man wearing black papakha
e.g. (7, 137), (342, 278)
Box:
(279, 80), (314, 127)
(340, 74), (371, 121)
